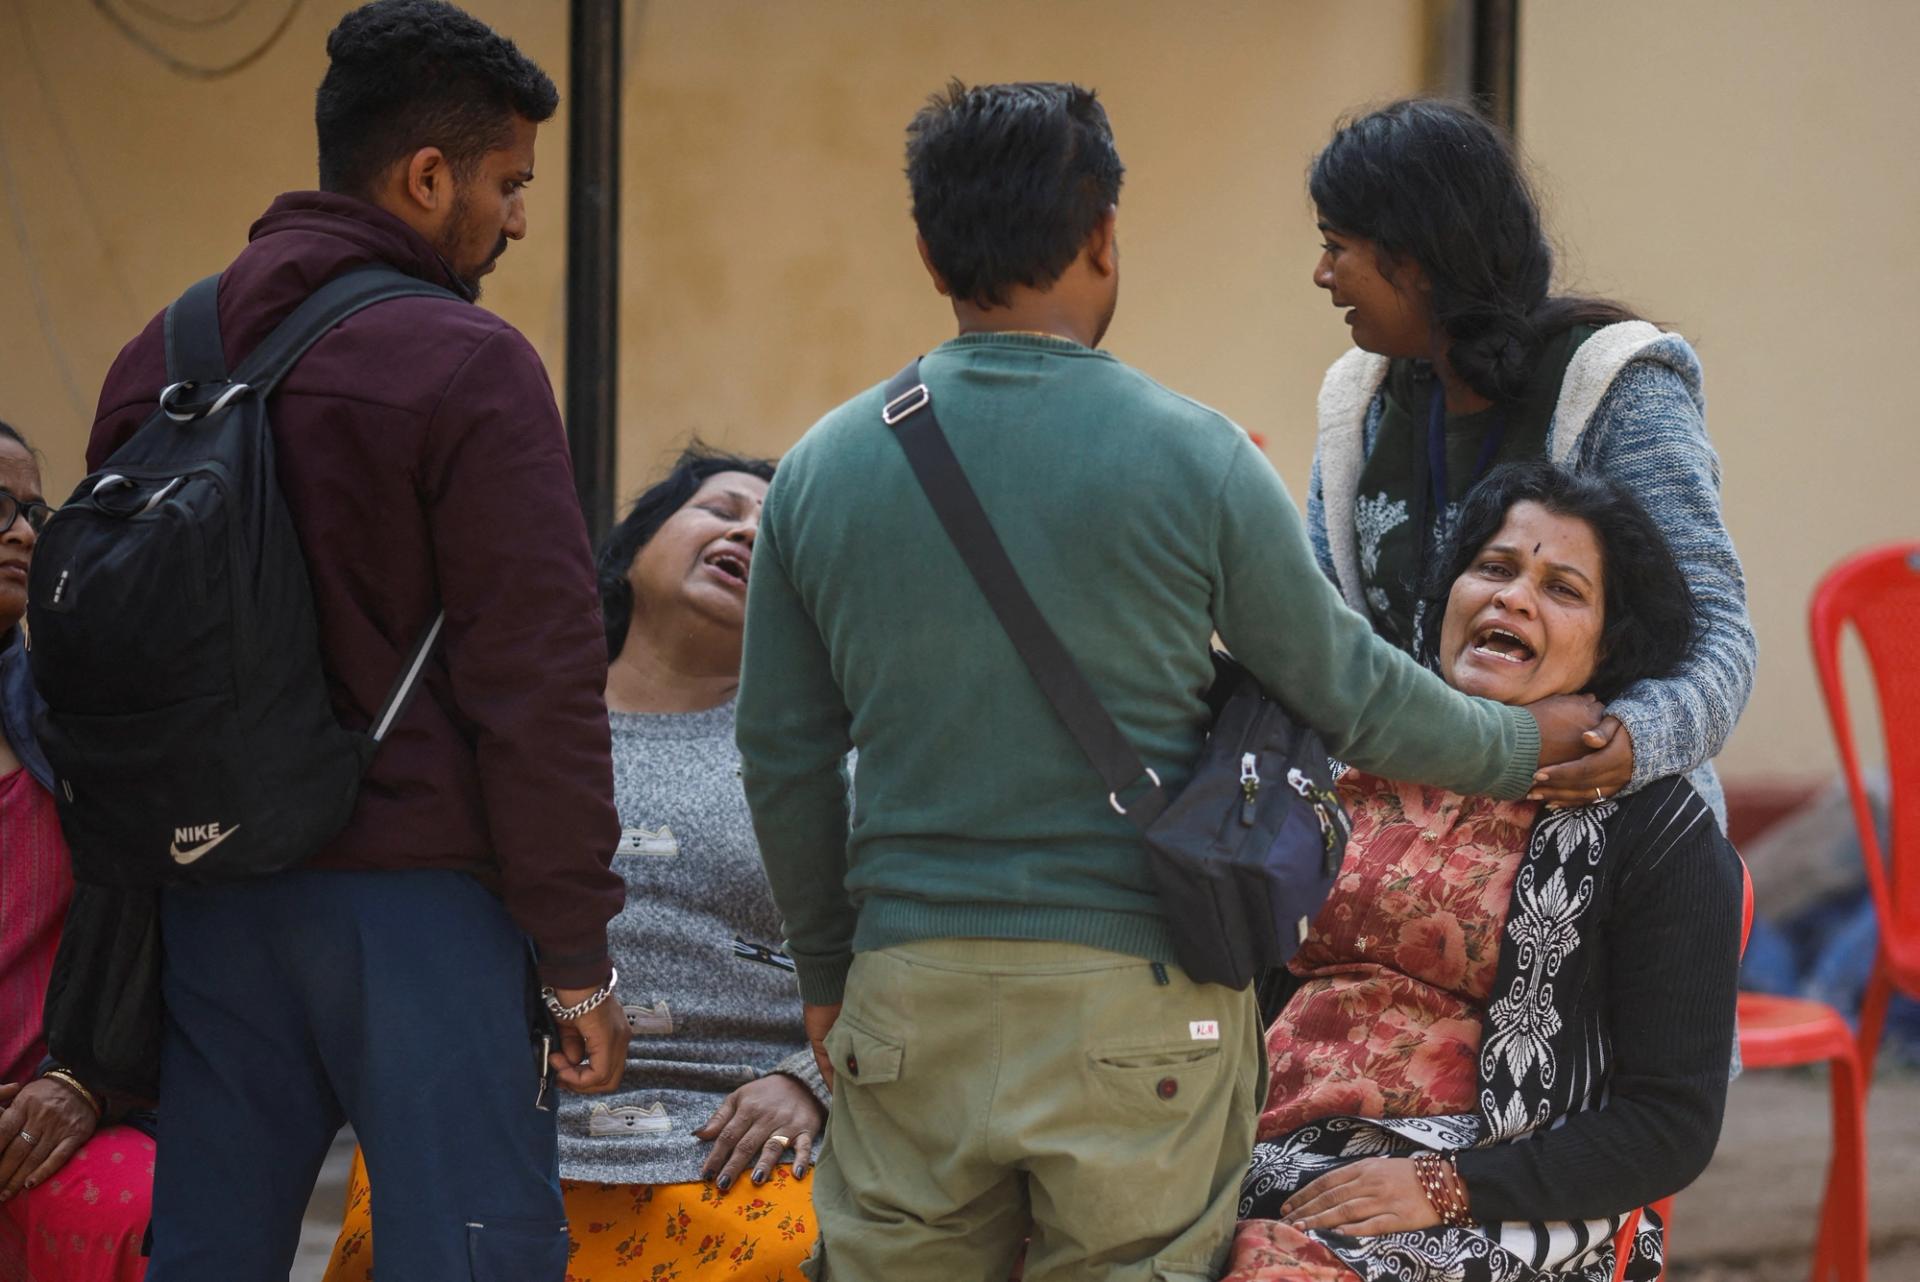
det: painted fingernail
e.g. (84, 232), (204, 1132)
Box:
(716, 1174), (732, 1191)
(794, 1165), (810, 1179)
(752, 1168), (768, 1185)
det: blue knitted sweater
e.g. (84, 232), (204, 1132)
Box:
(1307, 324), (1756, 823)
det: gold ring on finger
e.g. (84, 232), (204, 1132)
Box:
(769, 1134), (792, 1149)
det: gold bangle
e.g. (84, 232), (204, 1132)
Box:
(41, 1068), (103, 1118)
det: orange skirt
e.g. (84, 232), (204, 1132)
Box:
(324, 1148), (816, 1282)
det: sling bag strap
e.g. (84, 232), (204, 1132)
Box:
(160, 266), (463, 747)
(881, 359), (1172, 826)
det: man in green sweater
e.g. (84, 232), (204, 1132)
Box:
(737, 81), (1601, 1282)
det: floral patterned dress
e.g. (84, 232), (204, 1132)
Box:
(1232, 768), (1537, 1280)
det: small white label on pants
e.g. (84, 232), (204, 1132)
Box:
(1189, 1020), (1220, 1041)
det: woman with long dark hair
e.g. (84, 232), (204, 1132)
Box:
(1304, 99), (1754, 819)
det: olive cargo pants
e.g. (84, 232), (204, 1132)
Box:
(805, 939), (1263, 1282)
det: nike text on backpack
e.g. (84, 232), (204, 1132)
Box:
(27, 268), (450, 885)
(880, 359), (1350, 991)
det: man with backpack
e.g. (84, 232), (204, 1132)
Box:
(734, 81), (1607, 1281)
(70, 3), (627, 1277)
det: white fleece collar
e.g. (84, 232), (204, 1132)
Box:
(1315, 322), (1689, 605)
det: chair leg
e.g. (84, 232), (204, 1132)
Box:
(1855, 955), (1893, 1088)
(1811, 1047), (1871, 1282)
(1611, 1209), (1642, 1282)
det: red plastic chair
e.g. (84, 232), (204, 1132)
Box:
(1733, 988), (1869, 1282)
(1611, 862), (1755, 1282)
(1809, 542), (1920, 1086)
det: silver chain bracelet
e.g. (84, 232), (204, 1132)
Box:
(541, 965), (619, 1022)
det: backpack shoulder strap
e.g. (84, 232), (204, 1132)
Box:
(231, 266), (463, 397)
(880, 359), (1170, 827)
(222, 266), (461, 748)
(164, 274), (228, 385)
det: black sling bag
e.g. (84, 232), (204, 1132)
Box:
(880, 359), (1350, 990)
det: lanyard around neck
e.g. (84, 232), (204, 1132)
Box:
(1425, 380), (1508, 515)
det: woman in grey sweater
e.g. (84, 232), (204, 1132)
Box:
(327, 446), (822, 1282)
(1302, 99), (1755, 825)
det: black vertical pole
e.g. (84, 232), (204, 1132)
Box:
(566, 0), (621, 545)
(1471, 0), (1520, 131)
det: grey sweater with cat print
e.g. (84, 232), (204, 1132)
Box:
(554, 701), (827, 1185)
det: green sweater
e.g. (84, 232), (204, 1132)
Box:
(738, 333), (1539, 1004)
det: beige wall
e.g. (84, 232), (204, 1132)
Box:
(1519, 0), (1919, 780)
(1, 0), (1423, 493)
(8, 0), (1901, 783)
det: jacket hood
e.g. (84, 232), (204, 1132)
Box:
(245, 191), (474, 301)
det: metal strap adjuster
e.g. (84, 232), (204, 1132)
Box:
(881, 382), (930, 426)
(1109, 767), (1163, 816)
(159, 379), (252, 423)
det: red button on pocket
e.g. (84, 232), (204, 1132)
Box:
(846, 1053), (860, 1078)
(1156, 1077), (1178, 1100)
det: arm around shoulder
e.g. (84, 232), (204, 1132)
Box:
(1584, 358), (1756, 788)
(1209, 434), (1538, 799)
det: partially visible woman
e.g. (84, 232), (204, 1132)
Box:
(1303, 99), (1755, 818)
(0, 420), (155, 1282)
(1223, 462), (1742, 1282)
(326, 445), (825, 1281)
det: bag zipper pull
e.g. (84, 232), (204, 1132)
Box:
(1151, 961), (1170, 986)
(1288, 768), (1346, 870)
(1239, 753), (1260, 825)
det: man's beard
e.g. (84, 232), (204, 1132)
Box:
(437, 194), (509, 300)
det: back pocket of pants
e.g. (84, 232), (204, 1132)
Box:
(1086, 1041), (1222, 1119)
(823, 1016), (904, 1086)
(467, 1215), (568, 1282)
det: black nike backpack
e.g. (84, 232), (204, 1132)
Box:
(26, 268), (453, 886)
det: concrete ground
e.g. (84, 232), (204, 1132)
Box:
(290, 1070), (1920, 1282)
(1668, 1066), (1920, 1282)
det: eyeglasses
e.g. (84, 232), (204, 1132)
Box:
(0, 489), (53, 537)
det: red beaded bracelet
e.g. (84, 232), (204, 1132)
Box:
(1412, 1150), (1473, 1228)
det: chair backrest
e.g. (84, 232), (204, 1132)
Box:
(1740, 857), (1754, 955)
(1809, 543), (1920, 979)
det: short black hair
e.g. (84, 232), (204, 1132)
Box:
(316, 0), (558, 197)
(1419, 460), (1694, 702)
(1310, 100), (1637, 404)
(597, 444), (777, 660)
(905, 80), (1125, 309)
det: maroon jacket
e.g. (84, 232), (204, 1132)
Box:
(89, 192), (623, 988)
